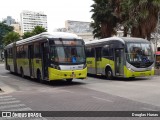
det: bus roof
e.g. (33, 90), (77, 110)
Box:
(85, 37), (149, 45)
(15, 32), (81, 46)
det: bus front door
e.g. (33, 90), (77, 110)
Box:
(115, 49), (124, 76)
(95, 47), (102, 74)
(41, 42), (48, 79)
(28, 45), (34, 77)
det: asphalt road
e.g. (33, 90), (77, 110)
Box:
(0, 63), (160, 120)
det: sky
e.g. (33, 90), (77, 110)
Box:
(0, 0), (94, 32)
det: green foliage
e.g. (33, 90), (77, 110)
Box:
(22, 32), (33, 39)
(32, 26), (47, 35)
(120, 0), (160, 39)
(91, 0), (160, 40)
(22, 26), (47, 39)
(90, 0), (118, 38)
(3, 31), (20, 46)
(0, 22), (14, 48)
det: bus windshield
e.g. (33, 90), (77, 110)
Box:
(126, 43), (154, 67)
(50, 46), (85, 64)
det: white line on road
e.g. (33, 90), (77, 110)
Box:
(92, 96), (113, 102)
(0, 98), (16, 101)
(0, 75), (8, 77)
(0, 100), (20, 105)
(0, 104), (26, 110)
(141, 107), (157, 111)
(7, 107), (32, 111)
(0, 95), (12, 99)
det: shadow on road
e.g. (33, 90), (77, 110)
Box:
(4, 72), (86, 87)
(87, 73), (151, 82)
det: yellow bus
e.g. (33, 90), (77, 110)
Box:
(4, 32), (87, 82)
(85, 37), (154, 79)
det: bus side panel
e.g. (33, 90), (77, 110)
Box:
(101, 58), (115, 76)
(16, 58), (29, 75)
(23, 58), (30, 76)
(8, 58), (14, 72)
(33, 58), (42, 79)
(87, 57), (96, 74)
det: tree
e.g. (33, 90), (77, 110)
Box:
(3, 31), (20, 46)
(0, 22), (13, 48)
(91, 0), (118, 38)
(32, 26), (47, 35)
(22, 32), (33, 39)
(119, 0), (160, 40)
(22, 26), (47, 39)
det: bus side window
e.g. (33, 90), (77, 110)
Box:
(86, 47), (95, 57)
(34, 43), (40, 58)
(102, 45), (109, 58)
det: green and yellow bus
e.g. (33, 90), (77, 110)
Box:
(4, 32), (87, 82)
(85, 37), (154, 79)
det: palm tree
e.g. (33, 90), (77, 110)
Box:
(132, 0), (160, 40)
(119, 0), (160, 40)
(91, 0), (118, 38)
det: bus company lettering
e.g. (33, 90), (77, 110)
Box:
(132, 112), (158, 117)
(12, 112), (42, 118)
(87, 61), (92, 64)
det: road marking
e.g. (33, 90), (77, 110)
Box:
(0, 75), (8, 77)
(141, 107), (157, 111)
(0, 100), (20, 105)
(0, 104), (26, 110)
(92, 96), (113, 102)
(7, 107), (32, 111)
(0, 95), (12, 99)
(0, 98), (16, 101)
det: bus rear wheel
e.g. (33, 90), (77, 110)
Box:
(20, 68), (24, 78)
(37, 71), (42, 82)
(66, 78), (73, 83)
(105, 68), (113, 80)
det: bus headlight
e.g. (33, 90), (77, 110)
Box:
(128, 67), (134, 72)
(128, 67), (131, 71)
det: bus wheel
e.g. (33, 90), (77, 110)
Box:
(66, 78), (73, 83)
(37, 71), (42, 82)
(105, 68), (113, 80)
(20, 68), (24, 78)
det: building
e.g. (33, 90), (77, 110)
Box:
(3, 16), (16, 26)
(65, 20), (93, 41)
(11, 23), (22, 36)
(20, 10), (48, 33)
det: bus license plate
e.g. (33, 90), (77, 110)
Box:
(140, 73), (145, 76)
(70, 74), (76, 78)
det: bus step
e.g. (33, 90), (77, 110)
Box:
(96, 74), (102, 76)
(30, 76), (34, 79)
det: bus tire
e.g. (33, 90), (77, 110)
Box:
(20, 67), (24, 78)
(66, 78), (73, 83)
(105, 68), (113, 80)
(37, 70), (43, 83)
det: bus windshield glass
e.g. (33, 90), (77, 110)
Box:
(50, 46), (85, 64)
(126, 43), (154, 67)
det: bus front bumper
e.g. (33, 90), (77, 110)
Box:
(124, 67), (154, 78)
(48, 67), (87, 81)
